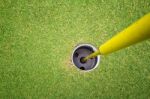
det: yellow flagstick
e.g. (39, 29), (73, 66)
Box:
(84, 13), (150, 61)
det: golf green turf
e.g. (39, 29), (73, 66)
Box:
(0, 0), (150, 98)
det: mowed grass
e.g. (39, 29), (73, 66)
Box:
(0, 0), (150, 98)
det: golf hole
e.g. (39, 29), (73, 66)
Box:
(72, 44), (100, 71)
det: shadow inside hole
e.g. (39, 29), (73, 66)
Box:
(80, 57), (86, 64)
(75, 53), (79, 57)
(80, 67), (85, 70)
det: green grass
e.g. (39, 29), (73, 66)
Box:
(0, 0), (150, 98)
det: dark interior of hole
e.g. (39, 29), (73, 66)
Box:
(80, 67), (85, 70)
(80, 57), (86, 64)
(79, 46), (94, 53)
(74, 53), (79, 57)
